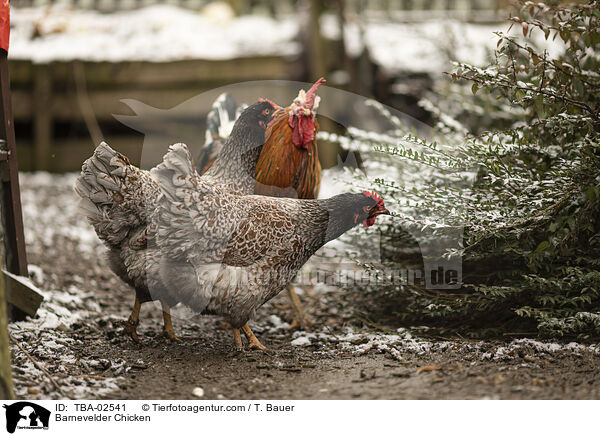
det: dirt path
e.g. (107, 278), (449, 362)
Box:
(75, 320), (600, 400)
(8, 173), (600, 400)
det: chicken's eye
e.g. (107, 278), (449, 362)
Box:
(263, 108), (271, 116)
(362, 206), (371, 213)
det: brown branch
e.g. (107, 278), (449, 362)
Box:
(9, 333), (71, 399)
(502, 36), (600, 90)
(454, 71), (598, 120)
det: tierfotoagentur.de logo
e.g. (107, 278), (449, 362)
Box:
(2, 402), (50, 434)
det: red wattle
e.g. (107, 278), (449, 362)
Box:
(291, 116), (314, 149)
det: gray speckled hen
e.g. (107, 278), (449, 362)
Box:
(151, 143), (390, 350)
(74, 100), (279, 343)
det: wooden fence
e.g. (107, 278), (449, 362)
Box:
(10, 56), (303, 172)
(9, 0), (506, 172)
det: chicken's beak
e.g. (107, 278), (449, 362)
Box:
(379, 206), (391, 216)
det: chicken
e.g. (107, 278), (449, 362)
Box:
(75, 100), (279, 343)
(196, 92), (246, 174)
(152, 143), (389, 350)
(198, 79), (323, 198)
(255, 78), (324, 199)
(196, 78), (325, 329)
(75, 145), (167, 344)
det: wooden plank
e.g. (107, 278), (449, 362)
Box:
(49, 56), (300, 86)
(9, 55), (307, 172)
(10, 55), (303, 122)
(52, 136), (145, 172)
(15, 135), (144, 172)
(13, 87), (205, 121)
(3, 270), (44, 319)
(13, 79), (311, 122)
(56, 88), (204, 121)
(9, 55), (300, 86)
(6, 60), (32, 86)
(9, 89), (31, 121)
(13, 143), (33, 172)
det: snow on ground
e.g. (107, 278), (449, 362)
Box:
(287, 323), (600, 363)
(11, 4), (564, 74)
(11, 172), (122, 399)
(19, 172), (102, 255)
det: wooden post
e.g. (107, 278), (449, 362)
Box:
(0, 4), (15, 398)
(304, 0), (342, 168)
(33, 64), (52, 172)
(0, 51), (27, 277)
(0, 49), (43, 320)
(0, 256), (14, 400)
(306, 0), (327, 80)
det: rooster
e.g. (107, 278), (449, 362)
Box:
(75, 100), (279, 344)
(152, 143), (389, 350)
(196, 78), (325, 328)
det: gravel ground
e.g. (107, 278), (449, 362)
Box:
(8, 172), (600, 400)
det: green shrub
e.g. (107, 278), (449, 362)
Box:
(330, 0), (600, 340)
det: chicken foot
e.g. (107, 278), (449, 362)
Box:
(161, 301), (181, 342)
(232, 324), (267, 351)
(242, 324), (267, 350)
(124, 297), (143, 345)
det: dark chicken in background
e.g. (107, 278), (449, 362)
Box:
(196, 78), (325, 329)
(75, 100), (279, 343)
(195, 93), (247, 174)
(153, 143), (390, 350)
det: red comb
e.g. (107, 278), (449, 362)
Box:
(363, 190), (384, 205)
(304, 77), (326, 109)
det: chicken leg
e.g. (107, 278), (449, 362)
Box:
(287, 285), (312, 330)
(232, 324), (267, 350)
(242, 324), (267, 350)
(161, 301), (181, 341)
(124, 297), (142, 344)
(233, 328), (243, 350)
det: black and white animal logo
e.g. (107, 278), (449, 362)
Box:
(2, 402), (50, 433)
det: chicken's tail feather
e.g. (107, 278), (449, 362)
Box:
(75, 141), (157, 247)
(196, 93), (246, 173)
(152, 143), (216, 261)
(205, 93), (240, 144)
(151, 143), (198, 201)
